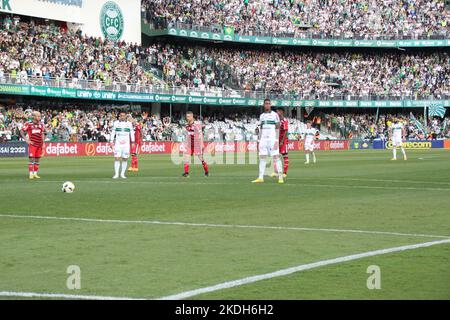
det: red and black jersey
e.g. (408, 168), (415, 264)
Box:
(134, 124), (142, 144)
(279, 118), (289, 143)
(185, 121), (203, 142)
(22, 121), (45, 147)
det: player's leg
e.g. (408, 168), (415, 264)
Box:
(182, 152), (190, 177)
(273, 154), (284, 184)
(120, 147), (130, 179)
(28, 157), (35, 179)
(33, 157), (41, 178)
(129, 144), (137, 172)
(312, 150), (316, 164)
(113, 145), (121, 178)
(282, 153), (289, 176)
(392, 144), (397, 160)
(252, 140), (267, 183)
(198, 154), (209, 177)
(305, 150), (310, 164)
(400, 144), (407, 160)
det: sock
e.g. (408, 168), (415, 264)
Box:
(34, 162), (40, 173)
(275, 158), (283, 177)
(283, 156), (289, 174)
(121, 161), (128, 176)
(401, 148), (406, 158)
(393, 149), (397, 159)
(312, 153), (316, 163)
(29, 162), (34, 174)
(184, 163), (190, 174)
(258, 158), (266, 179)
(306, 153), (310, 163)
(134, 156), (138, 169)
(201, 160), (209, 174)
(114, 161), (120, 176)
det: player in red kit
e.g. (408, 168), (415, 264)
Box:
(129, 117), (143, 172)
(182, 111), (209, 177)
(21, 111), (46, 180)
(271, 108), (289, 178)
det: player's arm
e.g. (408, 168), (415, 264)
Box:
(20, 124), (30, 145)
(109, 122), (116, 147)
(130, 124), (135, 144)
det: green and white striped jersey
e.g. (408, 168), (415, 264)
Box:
(110, 120), (135, 145)
(259, 111), (280, 140)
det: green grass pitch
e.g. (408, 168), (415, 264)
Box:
(0, 149), (449, 300)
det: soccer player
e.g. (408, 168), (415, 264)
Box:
(21, 111), (45, 180)
(182, 111), (209, 177)
(252, 98), (284, 184)
(110, 111), (135, 179)
(271, 108), (289, 178)
(390, 117), (407, 161)
(129, 117), (143, 172)
(304, 121), (318, 164)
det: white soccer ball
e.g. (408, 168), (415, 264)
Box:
(62, 181), (75, 193)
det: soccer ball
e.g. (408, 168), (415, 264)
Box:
(62, 181), (75, 193)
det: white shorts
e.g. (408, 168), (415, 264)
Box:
(392, 138), (403, 147)
(304, 141), (315, 152)
(114, 144), (130, 159)
(259, 138), (279, 157)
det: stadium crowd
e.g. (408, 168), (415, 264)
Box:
(1, 105), (449, 144)
(142, 0), (449, 38)
(0, 15), (160, 91)
(1, 15), (448, 99)
(144, 42), (449, 98)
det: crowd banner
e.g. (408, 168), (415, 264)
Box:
(373, 139), (446, 150)
(0, 142), (28, 157)
(1, 84), (449, 108)
(159, 27), (450, 48)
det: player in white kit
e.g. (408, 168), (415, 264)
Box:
(110, 111), (135, 179)
(252, 98), (284, 184)
(390, 118), (407, 161)
(304, 121), (319, 164)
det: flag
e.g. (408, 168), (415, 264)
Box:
(410, 112), (426, 134)
(428, 103), (446, 118)
(224, 26), (235, 36)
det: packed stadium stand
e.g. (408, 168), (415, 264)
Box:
(142, 0), (449, 38)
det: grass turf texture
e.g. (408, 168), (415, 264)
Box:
(0, 149), (449, 300)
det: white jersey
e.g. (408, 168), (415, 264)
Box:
(391, 122), (404, 140)
(259, 111), (280, 140)
(110, 120), (135, 146)
(304, 128), (318, 144)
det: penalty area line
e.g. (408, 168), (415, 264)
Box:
(0, 214), (449, 239)
(157, 238), (450, 300)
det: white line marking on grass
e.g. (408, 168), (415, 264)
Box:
(326, 177), (450, 186)
(2, 238), (450, 300)
(0, 214), (448, 239)
(0, 291), (143, 300)
(3, 179), (450, 191)
(157, 238), (450, 300)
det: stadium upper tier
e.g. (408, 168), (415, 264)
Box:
(0, 15), (448, 104)
(142, 0), (449, 40)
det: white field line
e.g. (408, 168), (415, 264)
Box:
(158, 238), (450, 300)
(0, 214), (449, 239)
(1, 238), (450, 300)
(326, 177), (450, 186)
(0, 291), (143, 300)
(2, 179), (450, 192)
